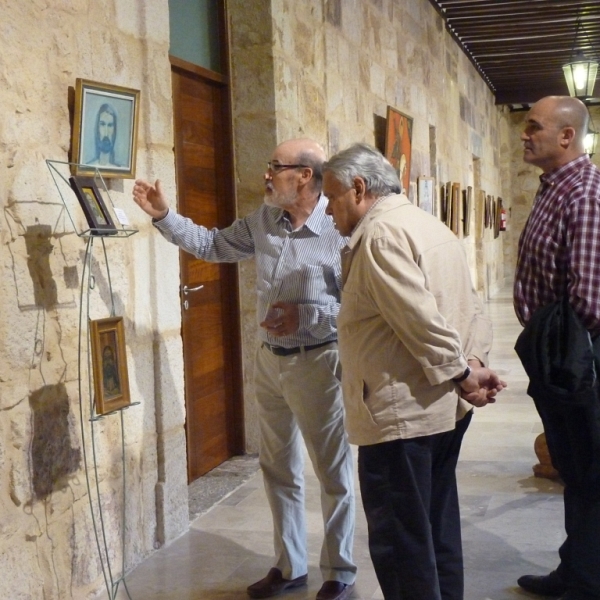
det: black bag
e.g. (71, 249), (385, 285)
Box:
(515, 298), (598, 406)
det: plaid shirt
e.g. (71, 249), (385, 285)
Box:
(514, 154), (600, 335)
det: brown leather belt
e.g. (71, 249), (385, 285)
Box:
(261, 340), (335, 356)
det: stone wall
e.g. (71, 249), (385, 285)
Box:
(0, 1), (187, 598)
(229, 0), (510, 451)
(227, 0), (277, 454)
(233, 0), (509, 276)
(0, 0), (535, 596)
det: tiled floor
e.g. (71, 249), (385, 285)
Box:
(104, 285), (566, 600)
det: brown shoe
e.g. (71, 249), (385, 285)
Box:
(315, 581), (355, 600)
(247, 568), (308, 599)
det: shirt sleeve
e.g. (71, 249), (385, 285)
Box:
(295, 243), (343, 340)
(566, 176), (600, 335)
(297, 299), (340, 340)
(153, 209), (256, 262)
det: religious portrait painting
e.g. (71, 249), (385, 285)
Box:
(384, 106), (413, 195)
(69, 175), (117, 235)
(90, 317), (131, 416)
(71, 79), (140, 179)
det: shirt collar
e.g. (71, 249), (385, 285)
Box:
(275, 193), (329, 235)
(346, 193), (408, 250)
(539, 154), (591, 186)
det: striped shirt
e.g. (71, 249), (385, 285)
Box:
(514, 154), (600, 336)
(154, 195), (347, 347)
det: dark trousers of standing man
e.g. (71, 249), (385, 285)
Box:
(358, 411), (472, 600)
(534, 395), (600, 600)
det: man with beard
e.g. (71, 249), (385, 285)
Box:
(132, 138), (356, 600)
(87, 103), (120, 167)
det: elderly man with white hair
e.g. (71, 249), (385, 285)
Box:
(322, 142), (505, 600)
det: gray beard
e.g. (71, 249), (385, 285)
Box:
(264, 190), (296, 208)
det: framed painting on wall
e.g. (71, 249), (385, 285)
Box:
(90, 316), (131, 416)
(417, 176), (435, 215)
(463, 186), (473, 237)
(485, 194), (493, 228)
(476, 190), (485, 240)
(71, 79), (140, 179)
(444, 181), (453, 228)
(451, 182), (461, 236)
(69, 176), (117, 235)
(494, 197), (502, 238)
(408, 181), (417, 204)
(384, 106), (413, 195)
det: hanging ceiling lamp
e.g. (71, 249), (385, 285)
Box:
(561, 11), (599, 158)
(563, 51), (599, 99)
(562, 11), (598, 100)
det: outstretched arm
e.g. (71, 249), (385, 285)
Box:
(132, 179), (170, 220)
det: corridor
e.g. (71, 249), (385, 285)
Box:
(105, 284), (565, 600)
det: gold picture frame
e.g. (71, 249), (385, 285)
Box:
(451, 182), (461, 236)
(90, 317), (131, 415)
(71, 79), (140, 179)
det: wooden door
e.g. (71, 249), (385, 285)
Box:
(171, 58), (244, 481)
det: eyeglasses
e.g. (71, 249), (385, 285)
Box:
(266, 161), (308, 174)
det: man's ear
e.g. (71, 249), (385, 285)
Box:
(560, 126), (576, 148)
(299, 166), (314, 184)
(353, 176), (366, 201)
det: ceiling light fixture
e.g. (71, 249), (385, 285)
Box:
(561, 10), (598, 158)
(562, 13), (598, 99)
(563, 51), (598, 99)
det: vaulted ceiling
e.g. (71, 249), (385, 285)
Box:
(427, 0), (600, 108)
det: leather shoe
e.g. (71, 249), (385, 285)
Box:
(247, 568), (308, 599)
(517, 571), (567, 597)
(315, 581), (355, 600)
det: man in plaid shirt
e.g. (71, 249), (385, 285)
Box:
(514, 96), (600, 600)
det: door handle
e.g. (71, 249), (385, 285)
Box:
(182, 284), (204, 312)
(182, 284), (204, 295)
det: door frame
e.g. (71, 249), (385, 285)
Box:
(169, 2), (245, 479)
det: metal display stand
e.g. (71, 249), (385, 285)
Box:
(46, 160), (139, 600)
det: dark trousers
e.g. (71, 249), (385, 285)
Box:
(535, 396), (600, 599)
(358, 411), (472, 600)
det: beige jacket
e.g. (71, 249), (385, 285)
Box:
(337, 194), (492, 446)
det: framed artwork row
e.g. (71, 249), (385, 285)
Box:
(382, 105), (504, 240)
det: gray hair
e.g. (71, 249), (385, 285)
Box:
(323, 143), (402, 196)
(297, 149), (324, 191)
